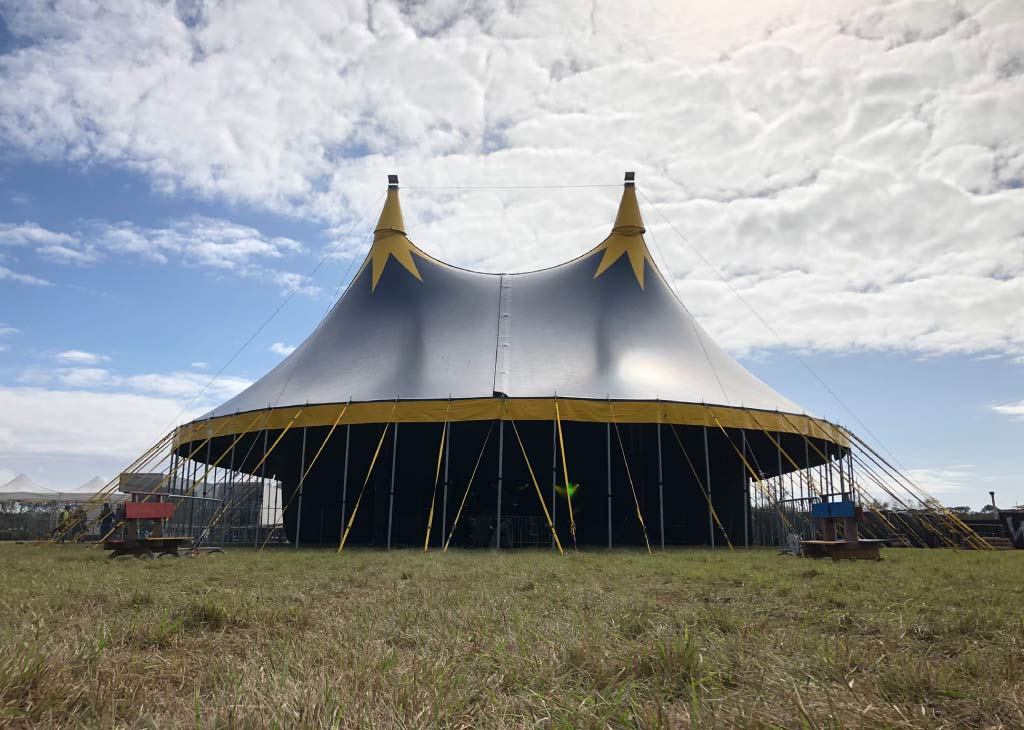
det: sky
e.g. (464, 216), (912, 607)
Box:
(0, 0), (1021, 508)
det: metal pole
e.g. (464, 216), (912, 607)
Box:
(225, 442), (235, 547)
(551, 419), (557, 550)
(703, 425), (714, 549)
(442, 422), (450, 544)
(256, 429), (268, 549)
(803, 434), (811, 538)
(776, 433), (784, 547)
(189, 455), (198, 537)
(387, 422), (398, 550)
(742, 431), (749, 548)
(826, 446), (834, 494)
(340, 424), (350, 543)
(202, 440), (211, 536)
(657, 422), (664, 550)
(169, 450), (178, 535)
(606, 422), (612, 549)
(838, 448), (846, 501)
(295, 426), (307, 549)
(848, 449), (855, 503)
(496, 419), (504, 550)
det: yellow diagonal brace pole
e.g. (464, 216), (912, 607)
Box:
(424, 410), (449, 552)
(338, 403), (397, 553)
(789, 413), (933, 547)
(94, 412), (267, 545)
(443, 421), (495, 552)
(702, 407), (794, 534)
(553, 399), (577, 552)
(506, 408), (564, 555)
(664, 416), (734, 551)
(843, 427), (990, 550)
(52, 431), (174, 542)
(260, 403), (349, 551)
(744, 409), (821, 499)
(843, 427), (986, 549)
(607, 401), (651, 554)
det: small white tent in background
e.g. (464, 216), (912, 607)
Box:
(0, 474), (126, 505)
(71, 476), (108, 497)
(0, 473), (56, 502)
(71, 475), (105, 493)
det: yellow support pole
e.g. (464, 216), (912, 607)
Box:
(443, 421), (496, 552)
(338, 404), (397, 553)
(607, 402), (651, 554)
(663, 418), (735, 551)
(94, 412), (267, 545)
(423, 415), (448, 552)
(259, 403), (349, 551)
(505, 408), (564, 555)
(52, 432), (174, 542)
(553, 399), (577, 552)
(701, 407), (795, 535)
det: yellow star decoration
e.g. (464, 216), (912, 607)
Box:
(358, 231), (424, 291)
(592, 233), (655, 289)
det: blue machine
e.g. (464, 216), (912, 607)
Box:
(810, 500), (857, 519)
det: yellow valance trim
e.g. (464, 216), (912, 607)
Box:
(173, 398), (849, 449)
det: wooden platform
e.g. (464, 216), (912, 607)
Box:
(102, 536), (193, 559)
(800, 539), (884, 561)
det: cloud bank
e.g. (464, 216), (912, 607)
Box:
(2, 0), (1021, 358)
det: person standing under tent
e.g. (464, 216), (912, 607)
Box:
(99, 502), (114, 539)
(54, 505), (71, 542)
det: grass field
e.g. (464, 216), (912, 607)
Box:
(0, 544), (1022, 729)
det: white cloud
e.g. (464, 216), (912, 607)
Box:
(905, 465), (980, 497)
(0, 0), (1021, 358)
(0, 367), (250, 487)
(55, 349), (109, 365)
(191, 361), (208, 369)
(0, 221), (75, 248)
(992, 400), (1024, 421)
(3, 213), (347, 302)
(0, 264), (52, 286)
(46, 366), (251, 402)
(0, 385), (200, 459)
(121, 371), (252, 401)
(270, 342), (297, 356)
(0, 325), (17, 352)
(0, 216), (311, 293)
(56, 367), (114, 388)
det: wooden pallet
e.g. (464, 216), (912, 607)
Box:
(983, 537), (1015, 550)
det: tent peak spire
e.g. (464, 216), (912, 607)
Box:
(612, 173), (645, 234)
(375, 175), (406, 235)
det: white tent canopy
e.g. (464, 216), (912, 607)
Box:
(0, 473), (124, 504)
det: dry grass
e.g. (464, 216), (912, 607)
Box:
(0, 544), (1022, 729)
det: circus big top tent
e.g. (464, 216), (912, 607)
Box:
(52, 174), (989, 551)
(167, 174), (851, 548)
